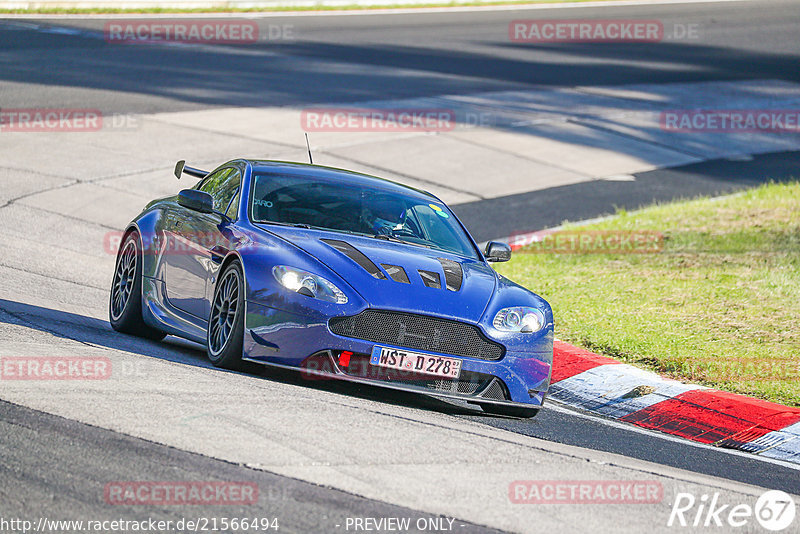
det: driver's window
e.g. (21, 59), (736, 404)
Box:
(197, 168), (241, 213)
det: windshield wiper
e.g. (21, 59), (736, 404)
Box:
(259, 221), (312, 229)
(372, 233), (431, 248)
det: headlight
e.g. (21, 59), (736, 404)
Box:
(493, 307), (546, 333)
(272, 266), (348, 304)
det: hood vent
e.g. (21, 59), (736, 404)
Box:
(321, 239), (386, 280)
(418, 270), (441, 289)
(437, 258), (463, 292)
(381, 264), (410, 284)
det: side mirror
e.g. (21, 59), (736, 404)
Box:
(174, 160), (185, 179)
(177, 189), (213, 214)
(485, 241), (511, 262)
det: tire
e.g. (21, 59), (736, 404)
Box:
(109, 231), (166, 341)
(207, 261), (246, 370)
(479, 403), (540, 419)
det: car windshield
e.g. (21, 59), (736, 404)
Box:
(250, 172), (478, 258)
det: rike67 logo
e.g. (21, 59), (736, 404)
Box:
(668, 490), (796, 531)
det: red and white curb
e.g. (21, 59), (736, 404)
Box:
(549, 340), (800, 464)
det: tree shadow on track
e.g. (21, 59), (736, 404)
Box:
(0, 298), (487, 418)
(2, 22), (799, 111)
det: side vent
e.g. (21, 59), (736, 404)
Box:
(437, 258), (463, 291)
(418, 270), (441, 289)
(381, 264), (410, 284)
(479, 378), (509, 401)
(321, 239), (386, 280)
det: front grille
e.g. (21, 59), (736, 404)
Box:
(329, 310), (505, 361)
(391, 375), (485, 395)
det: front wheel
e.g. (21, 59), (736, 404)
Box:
(207, 262), (246, 370)
(109, 231), (165, 341)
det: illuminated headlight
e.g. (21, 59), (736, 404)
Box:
(272, 266), (347, 304)
(493, 307), (546, 333)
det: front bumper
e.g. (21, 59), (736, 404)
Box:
(243, 301), (553, 407)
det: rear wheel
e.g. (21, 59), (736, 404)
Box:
(207, 262), (246, 370)
(479, 403), (540, 419)
(109, 231), (166, 340)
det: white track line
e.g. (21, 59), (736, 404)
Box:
(1, 0), (753, 19)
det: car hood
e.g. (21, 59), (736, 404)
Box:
(258, 225), (497, 323)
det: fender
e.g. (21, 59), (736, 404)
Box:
(130, 204), (171, 280)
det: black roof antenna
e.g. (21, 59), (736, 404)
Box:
(304, 133), (313, 164)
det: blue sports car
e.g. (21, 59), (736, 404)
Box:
(110, 159), (553, 417)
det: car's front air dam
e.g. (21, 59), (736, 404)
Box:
(244, 301), (552, 406)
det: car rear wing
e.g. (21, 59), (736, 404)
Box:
(174, 160), (209, 179)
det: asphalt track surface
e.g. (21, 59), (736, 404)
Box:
(2, 1), (800, 531)
(2, 0), (800, 113)
(0, 399), (500, 533)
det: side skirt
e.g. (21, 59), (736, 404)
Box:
(141, 277), (207, 344)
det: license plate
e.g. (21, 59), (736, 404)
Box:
(370, 346), (462, 379)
